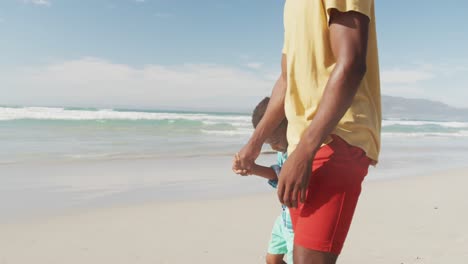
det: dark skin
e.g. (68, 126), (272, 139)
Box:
(235, 9), (370, 264)
(232, 121), (288, 178)
(232, 125), (288, 264)
(278, 8), (369, 212)
(281, 10), (369, 264)
(234, 55), (288, 175)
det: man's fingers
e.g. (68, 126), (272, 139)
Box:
(282, 184), (293, 208)
(300, 170), (311, 203)
(233, 169), (250, 176)
(233, 152), (252, 176)
(235, 155), (242, 166)
(300, 184), (307, 203)
(238, 154), (252, 171)
(291, 185), (299, 208)
(233, 169), (247, 175)
(232, 159), (238, 171)
(236, 152), (248, 169)
(232, 160), (238, 173)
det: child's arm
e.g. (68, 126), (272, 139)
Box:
(232, 154), (277, 180)
(232, 154), (280, 188)
(249, 164), (278, 181)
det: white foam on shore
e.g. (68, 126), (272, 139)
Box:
(0, 106), (251, 122)
(383, 120), (468, 128)
(2, 106), (466, 128)
(382, 131), (468, 137)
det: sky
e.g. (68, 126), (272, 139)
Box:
(0, 0), (467, 111)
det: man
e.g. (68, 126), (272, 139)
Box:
(234, 0), (381, 263)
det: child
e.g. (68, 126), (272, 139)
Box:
(233, 97), (293, 264)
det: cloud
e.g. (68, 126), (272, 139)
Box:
(380, 66), (438, 99)
(3, 59), (465, 110)
(23, 0), (51, 6)
(0, 58), (274, 111)
(421, 63), (468, 77)
(246, 62), (263, 70)
(135, 0), (145, 2)
(380, 84), (426, 98)
(380, 63), (468, 107)
(381, 68), (434, 84)
(381, 63), (468, 85)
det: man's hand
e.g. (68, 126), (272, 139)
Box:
(233, 142), (262, 175)
(277, 146), (315, 208)
(232, 55), (287, 177)
(232, 153), (252, 176)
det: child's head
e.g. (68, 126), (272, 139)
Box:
(252, 97), (288, 153)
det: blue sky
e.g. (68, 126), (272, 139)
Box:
(0, 0), (467, 110)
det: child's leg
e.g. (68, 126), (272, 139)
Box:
(267, 216), (288, 263)
(266, 253), (286, 264)
(284, 227), (294, 264)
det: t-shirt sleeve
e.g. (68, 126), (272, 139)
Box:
(268, 165), (281, 189)
(268, 153), (287, 189)
(282, 29), (289, 55)
(323, 0), (372, 22)
(268, 179), (278, 189)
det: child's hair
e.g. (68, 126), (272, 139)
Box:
(252, 97), (270, 128)
(252, 97), (288, 129)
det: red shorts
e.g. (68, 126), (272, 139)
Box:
(289, 135), (371, 255)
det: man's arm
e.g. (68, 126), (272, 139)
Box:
(277, 10), (370, 208)
(233, 55), (288, 174)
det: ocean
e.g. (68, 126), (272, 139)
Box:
(1, 106), (468, 220)
(2, 106), (468, 165)
(0, 106), (253, 164)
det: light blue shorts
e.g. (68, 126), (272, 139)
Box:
(267, 215), (294, 263)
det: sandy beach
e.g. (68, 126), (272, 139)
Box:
(1, 162), (467, 264)
(1, 0), (467, 263)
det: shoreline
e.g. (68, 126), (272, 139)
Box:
(1, 167), (468, 263)
(2, 152), (468, 223)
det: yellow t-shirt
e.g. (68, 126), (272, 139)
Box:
(283, 0), (381, 163)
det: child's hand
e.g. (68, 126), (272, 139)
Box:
(232, 153), (251, 176)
